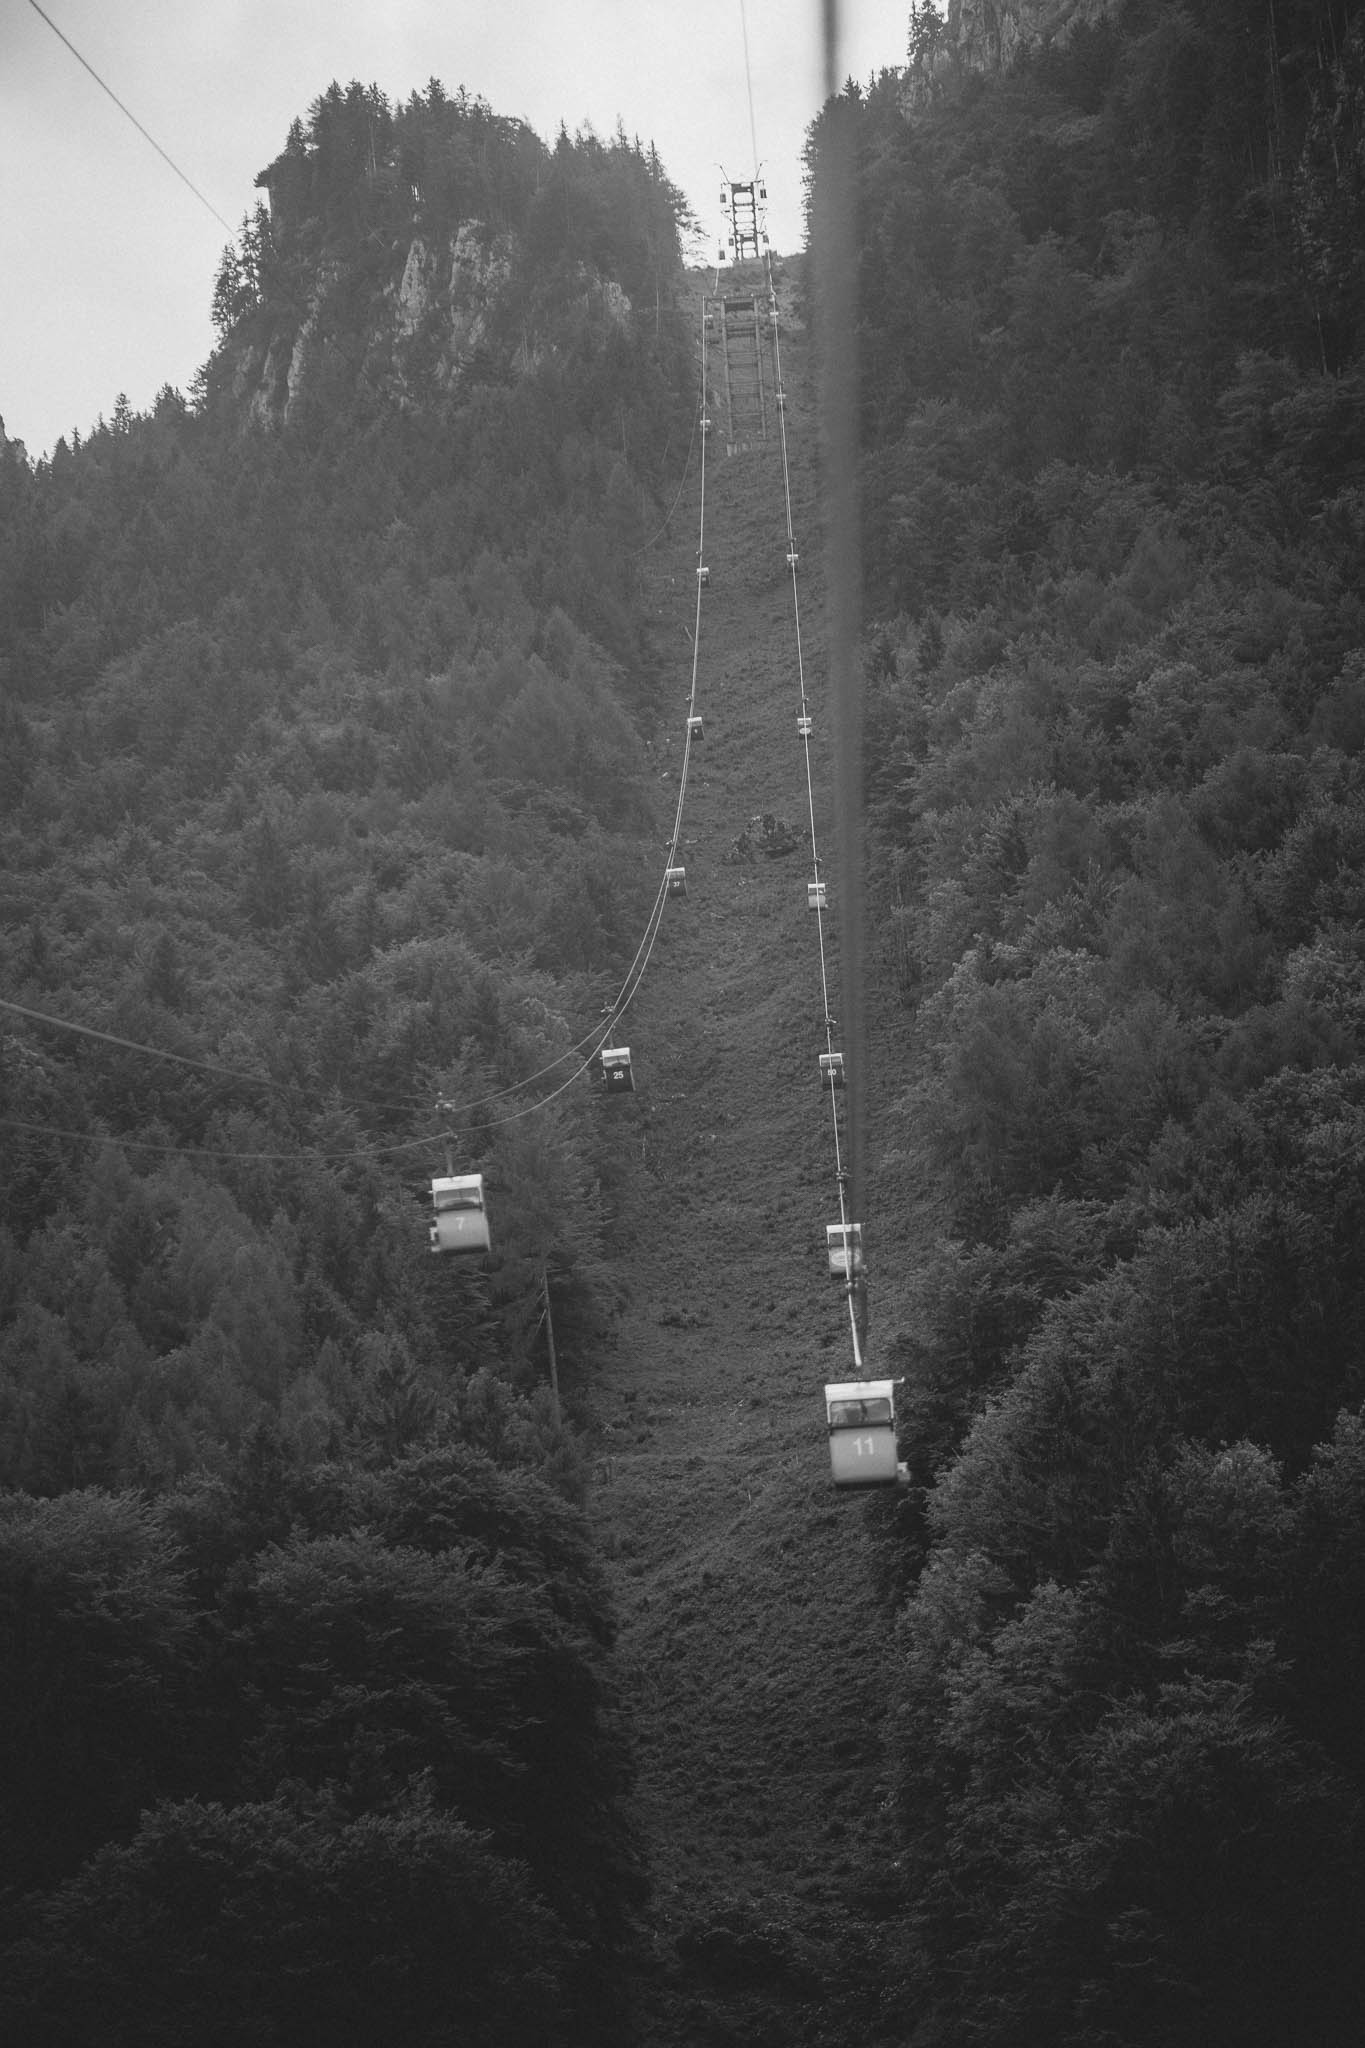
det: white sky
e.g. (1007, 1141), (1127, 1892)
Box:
(1, 0), (908, 460)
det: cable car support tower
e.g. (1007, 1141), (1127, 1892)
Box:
(705, 175), (775, 455)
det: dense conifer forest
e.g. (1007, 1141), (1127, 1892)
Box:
(0, 81), (687, 2046)
(815, 1), (1365, 2038)
(3, 4), (1365, 2041)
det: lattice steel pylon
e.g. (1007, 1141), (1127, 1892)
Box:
(701, 287), (773, 455)
(718, 178), (766, 264)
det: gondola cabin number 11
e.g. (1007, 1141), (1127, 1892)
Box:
(823, 1379), (906, 1488)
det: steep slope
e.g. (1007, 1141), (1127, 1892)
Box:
(590, 270), (909, 2047)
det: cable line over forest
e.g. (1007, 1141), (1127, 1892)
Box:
(697, 2), (901, 1485)
(8, 5), (1365, 2034)
(25, 0), (235, 233)
(4, 0), (894, 1488)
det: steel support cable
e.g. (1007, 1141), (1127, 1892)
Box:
(0, 995), (308, 1095)
(764, 273), (862, 1371)
(1, 977), (650, 1163)
(0, 961), (684, 1164)
(0, 1109), (454, 1167)
(767, 264), (801, 599)
(629, 402), (701, 558)
(536, 312), (712, 1057)
(739, 0), (763, 189)
(663, 305), (711, 880)
(0, 989), (501, 1129)
(661, 307), (711, 879)
(0, 1022), (601, 1165)
(438, 346), (712, 1131)
(815, 0), (867, 1370)
(727, 0), (861, 1372)
(613, 329), (710, 996)
(436, 845), (674, 1138)
(787, 544), (862, 1371)
(25, 0), (235, 233)
(440, 370), (711, 1141)
(0, 962), (657, 1130)
(569, 327), (711, 1090)
(0, 985), (609, 1126)
(0, 1007), (634, 1165)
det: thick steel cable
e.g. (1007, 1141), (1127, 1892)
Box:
(439, 305), (717, 1144)
(0, 1110), (447, 1167)
(738, 0), (763, 187)
(452, 321), (715, 1116)
(630, 403), (701, 557)
(25, 0), (235, 232)
(600, 312), (711, 1038)
(815, 3), (867, 1349)
(767, 289), (861, 1371)
(0, 994), (293, 1093)
(1, 1019), (618, 1167)
(726, 4), (861, 1372)
(1, 973), (630, 1129)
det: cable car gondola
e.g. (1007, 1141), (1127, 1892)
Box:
(808, 879), (827, 911)
(824, 1378), (904, 1487)
(600, 1046), (635, 1095)
(819, 1052), (845, 1090)
(666, 866), (688, 898)
(826, 1220), (863, 1278)
(687, 714), (704, 741)
(429, 1174), (491, 1258)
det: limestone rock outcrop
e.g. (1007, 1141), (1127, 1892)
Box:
(908, 0), (1119, 105)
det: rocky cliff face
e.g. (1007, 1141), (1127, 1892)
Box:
(215, 88), (674, 435)
(232, 224), (516, 428)
(955, 0), (1116, 69)
(908, 0), (1119, 103)
(389, 224), (512, 366)
(230, 221), (635, 430)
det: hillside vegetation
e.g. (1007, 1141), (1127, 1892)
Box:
(0, 81), (691, 2047)
(812, 1), (1365, 2039)
(4, 5), (1365, 2042)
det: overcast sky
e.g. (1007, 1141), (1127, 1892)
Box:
(1, 1), (908, 460)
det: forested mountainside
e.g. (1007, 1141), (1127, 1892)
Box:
(5, 5), (1365, 2043)
(807, 1), (1365, 2040)
(0, 82), (691, 2046)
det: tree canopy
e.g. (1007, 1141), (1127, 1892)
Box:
(801, 4), (1365, 2038)
(0, 75), (693, 2046)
